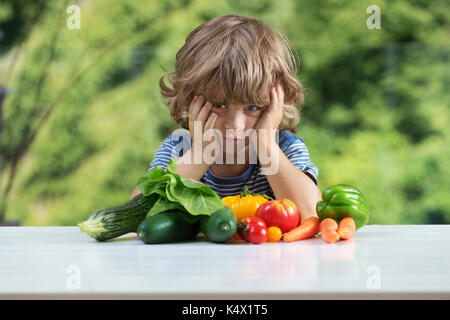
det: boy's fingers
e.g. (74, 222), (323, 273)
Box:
(189, 95), (204, 119)
(273, 84), (282, 112)
(204, 114), (219, 150)
(197, 101), (212, 123)
(204, 112), (217, 131)
(188, 96), (197, 118)
(277, 83), (284, 106)
(270, 87), (278, 111)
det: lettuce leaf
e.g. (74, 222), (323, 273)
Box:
(136, 159), (225, 219)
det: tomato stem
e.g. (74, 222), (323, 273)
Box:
(237, 221), (246, 229)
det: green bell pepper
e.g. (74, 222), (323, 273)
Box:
(316, 184), (369, 230)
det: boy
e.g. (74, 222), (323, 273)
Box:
(131, 15), (321, 221)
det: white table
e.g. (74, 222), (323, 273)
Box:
(0, 225), (449, 299)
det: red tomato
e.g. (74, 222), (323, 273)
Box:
(237, 216), (267, 244)
(255, 199), (301, 234)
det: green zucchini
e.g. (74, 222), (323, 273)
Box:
(79, 193), (156, 241)
(137, 210), (198, 244)
(200, 207), (237, 243)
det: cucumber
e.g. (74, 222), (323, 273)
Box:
(200, 207), (237, 243)
(137, 210), (198, 244)
(79, 193), (157, 241)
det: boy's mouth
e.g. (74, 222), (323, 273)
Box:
(223, 137), (242, 144)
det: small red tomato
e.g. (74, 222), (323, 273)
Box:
(237, 216), (267, 244)
(255, 199), (300, 234)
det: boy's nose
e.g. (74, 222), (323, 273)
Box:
(223, 111), (246, 133)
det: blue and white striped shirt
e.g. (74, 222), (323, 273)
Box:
(147, 129), (319, 199)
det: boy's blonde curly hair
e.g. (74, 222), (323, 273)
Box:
(160, 14), (304, 133)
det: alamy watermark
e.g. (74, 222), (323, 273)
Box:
(66, 5), (81, 29)
(66, 264), (81, 290)
(366, 264), (381, 289)
(366, 5), (381, 30)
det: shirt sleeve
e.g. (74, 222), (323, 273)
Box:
(146, 130), (192, 174)
(282, 138), (319, 185)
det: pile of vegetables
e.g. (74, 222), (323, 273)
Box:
(79, 159), (236, 244)
(79, 158), (369, 245)
(223, 184), (369, 244)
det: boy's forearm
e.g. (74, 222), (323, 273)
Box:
(262, 145), (322, 220)
(175, 148), (210, 181)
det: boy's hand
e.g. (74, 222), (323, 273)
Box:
(188, 95), (222, 162)
(252, 81), (284, 153)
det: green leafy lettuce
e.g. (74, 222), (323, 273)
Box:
(136, 158), (225, 223)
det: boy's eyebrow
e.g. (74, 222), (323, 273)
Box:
(218, 102), (267, 107)
(246, 103), (268, 107)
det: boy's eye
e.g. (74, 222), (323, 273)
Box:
(245, 105), (262, 111)
(213, 104), (227, 110)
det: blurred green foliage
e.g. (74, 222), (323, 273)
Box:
(0, 0), (449, 226)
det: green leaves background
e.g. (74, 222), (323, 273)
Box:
(0, 0), (448, 225)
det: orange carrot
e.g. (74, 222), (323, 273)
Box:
(283, 217), (320, 242)
(320, 218), (340, 243)
(338, 217), (356, 240)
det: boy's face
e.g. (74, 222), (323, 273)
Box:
(210, 102), (266, 154)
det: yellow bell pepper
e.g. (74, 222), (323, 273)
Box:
(221, 185), (271, 221)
